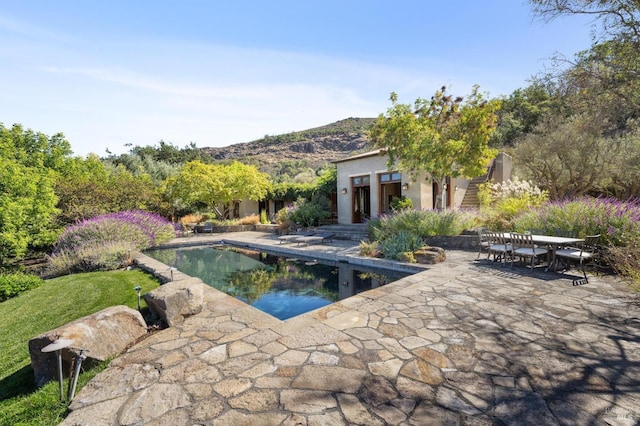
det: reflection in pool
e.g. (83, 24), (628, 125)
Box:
(144, 245), (409, 320)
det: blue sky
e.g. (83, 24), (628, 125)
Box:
(0, 1), (594, 156)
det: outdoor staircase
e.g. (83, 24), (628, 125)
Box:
(460, 161), (495, 209)
(316, 223), (369, 242)
(460, 175), (486, 209)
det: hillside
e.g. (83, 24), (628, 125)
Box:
(200, 117), (376, 172)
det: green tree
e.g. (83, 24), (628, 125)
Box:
(531, 1), (640, 116)
(112, 140), (204, 165)
(55, 155), (160, 225)
(491, 81), (559, 147)
(370, 86), (500, 208)
(165, 160), (271, 219)
(0, 123), (72, 171)
(511, 3), (640, 199)
(513, 112), (620, 199)
(0, 124), (67, 265)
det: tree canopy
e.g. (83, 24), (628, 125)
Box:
(508, 2), (640, 199)
(370, 86), (500, 196)
(0, 124), (65, 265)
(165, 161), (271, 219)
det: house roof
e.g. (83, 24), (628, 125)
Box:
(332, 148), (387, 164)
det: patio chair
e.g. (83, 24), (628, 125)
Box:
(278, 230), (315, 244)
(486, 231), (512, 266)
(476, 227), (490, 259)
(510, 232), (548, 272)
(555, 229), (577, 248)
(554, 234), (600, 285)
(175, 223), (191, 237)
(295, 232), (335, 246)
(555, 229), (577, 238)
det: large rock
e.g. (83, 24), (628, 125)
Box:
(29, 305), (147, 387)
(413, 246), (446, 264)
(143, 278), (204, 326)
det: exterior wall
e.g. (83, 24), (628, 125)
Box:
(336, 153), (437, 224)
(493, 152), (513, 183)
(238, 199), (259, 218)
(335, 150), (497, 223)
(451, 177), (468, 209)
(336, 154), (389, 224)
(401, 171), (433, 211)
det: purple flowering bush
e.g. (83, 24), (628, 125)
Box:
(512, 197), (640, 246)
(47, 210), (175, 275)
(513, 197), (640, 288)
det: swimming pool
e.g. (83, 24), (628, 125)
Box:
(144, 245), (409, 320)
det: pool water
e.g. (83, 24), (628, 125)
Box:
(145, 245), (409, 320)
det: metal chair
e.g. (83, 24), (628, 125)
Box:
(487, 231), (512, 266)
(554, 234), (601, 285)
(555, 229), (577, 238)
(476, 227), (490, 259)
(510, 232), (548, 272)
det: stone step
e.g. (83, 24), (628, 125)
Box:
(316, 224), (369, 241)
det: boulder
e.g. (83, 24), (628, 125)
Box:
(413, 246), (446, 264)
(143, 278), (204, 326)
(29, 305), (147, 387)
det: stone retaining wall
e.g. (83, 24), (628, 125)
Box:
(424, 235), (480, 252)
(194, 224), (280, 234)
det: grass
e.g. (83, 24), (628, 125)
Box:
(0, 269), (160, 426)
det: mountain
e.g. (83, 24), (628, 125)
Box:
(200, 117), (376, 172)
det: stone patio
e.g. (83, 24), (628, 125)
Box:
(61, 232), (640, 425)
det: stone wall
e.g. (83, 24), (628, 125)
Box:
(423, 235), (480, 252)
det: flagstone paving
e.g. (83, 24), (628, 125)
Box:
(62, 232), (640, 425)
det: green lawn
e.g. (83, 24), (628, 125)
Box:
(0, 269), (159, 425)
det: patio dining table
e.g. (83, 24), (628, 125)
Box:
(498, 233), (584, 272)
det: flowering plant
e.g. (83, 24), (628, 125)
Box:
(47, 210), (175, 276)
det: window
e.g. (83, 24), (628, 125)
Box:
(352, 175), (370, 187)
(379, 172), (401, 183)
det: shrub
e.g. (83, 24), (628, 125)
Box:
(478, 177), (548, 230)
(237, 214), (260, 225)
(275, 204), (295, 227)
(369, 209), (474, 241)
(390, 196), (413, 211)
(513, 197), (640, 246)
(358, 240), (381, 258)
(180, 213), (207, 225)
(478, 177), (548, 207)
(606, 244), (640, 292)
(260, 210), (269, 224)
(0, 273), (43, 302)
(46, 241), (137, 276)
(47, 210), (174, 276)
(278, 198), (330, 228)
(379, 231), (424, 260)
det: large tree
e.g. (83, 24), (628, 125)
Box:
(370, 85), (500, 208)
(54, 155), (160, 225)
(531, 0), (640, 115)
(0, 124), (66, 265)
(490, 81), (561, 147)
(530, 0), (640, 44)
(165, 160), (271, 219)
(510, 1), (640, 198)
(512, 111), (620, 198)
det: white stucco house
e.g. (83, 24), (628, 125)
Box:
(333, 149), (512, 225)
